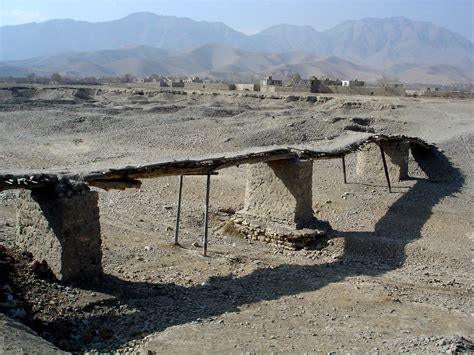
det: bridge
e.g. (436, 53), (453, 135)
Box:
(1, 132), (432, 282)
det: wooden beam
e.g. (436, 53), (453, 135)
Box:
(1, 135), (432, 191)
(0, 174), (58, 192)
(87, 179), (142, 191)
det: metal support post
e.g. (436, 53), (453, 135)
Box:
(379, 145), (392, 193)
(174, 175), (183, 245)
(203, 173), (211, 256)
(342, 155), (347, 184)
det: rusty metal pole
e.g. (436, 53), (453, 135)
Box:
(379, 145), (392, 193)
(342, 155), (347, 184)
(203, 173), (211, 256)
(174, 175), (183, 245)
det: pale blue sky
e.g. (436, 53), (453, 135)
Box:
(1, 0), (473, 40)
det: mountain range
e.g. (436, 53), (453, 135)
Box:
(0, 12), (472, 84)
(0, 44), (389, 82)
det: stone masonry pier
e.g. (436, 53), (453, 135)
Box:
(356, 140), (410, 182)
(244, 159), (314, 228)
(0, 133), (431, 282)
(231, 159), (329, 250)
(16, 187), (102, 282)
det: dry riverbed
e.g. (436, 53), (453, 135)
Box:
(0, 86), (473, 353)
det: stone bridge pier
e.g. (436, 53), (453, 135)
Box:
(356, 140), (410, 182)
(16, 187), (102, 283)
(230, 158), (329, 250)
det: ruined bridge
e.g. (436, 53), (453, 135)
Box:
(1, 133), (432, 282)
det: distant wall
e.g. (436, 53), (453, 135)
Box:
(277, 86), (313, 93)
(235, 83), (259, 91)
(171, 82), (185, 88)
(328, 86), (405, 97)
(184, 82), (235, 91)
(260, 84), (317, 94)
(158, 81), (184, 88)
(260, 85), (314, 93)
(421, 91), (473, 99)
(260, 85), (276, 93)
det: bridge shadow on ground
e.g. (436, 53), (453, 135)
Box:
(47, 147), (464, 351)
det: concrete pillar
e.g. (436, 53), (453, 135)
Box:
(16, 187), (102, 283)
(356, 141), (410, 181)
(243, 159), (314, 228)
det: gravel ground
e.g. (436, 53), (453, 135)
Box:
(0, 85), (473, 353)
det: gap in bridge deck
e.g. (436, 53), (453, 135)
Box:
(97, 167), (247, 269)
(313, 148), (424, 236)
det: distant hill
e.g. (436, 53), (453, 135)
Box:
(246, 24), (332, 54)
(324, 17), (473, 69)
(388, 63), (473, 85)
(0, 44), (385, 82)
(3, 43), (471, 85)
(0, 13), (472, 84)
(0, 13), (247, 61)
(265, 56), (383, 82)
(0, 64), (29, 78)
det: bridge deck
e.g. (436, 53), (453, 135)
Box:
(0, 133), (430, 191)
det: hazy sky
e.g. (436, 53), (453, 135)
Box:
(1, 0), (473, 40)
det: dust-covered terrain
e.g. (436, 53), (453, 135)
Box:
(0, 85), (473, 353)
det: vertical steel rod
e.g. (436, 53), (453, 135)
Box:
(379, 145), (392, 193)
(342, 155), (347, 184)
(174, 175), (183, 245)
(203, 174), (211, 256)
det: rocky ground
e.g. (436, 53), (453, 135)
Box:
(0, 85), (473, 353)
